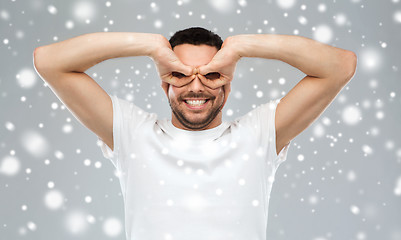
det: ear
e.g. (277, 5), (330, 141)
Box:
(161, 81), (170, 99)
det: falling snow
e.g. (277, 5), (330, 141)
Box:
(208, 0), (235, 14)
(394, 176), (401, 196)
(16, 68), (37, 89)
(276, 0), (296, 9)
(102, 217), (122, 237)
(342, 105), (362, 125)
(334, 13), (348, 26)
(0, 155), (21, 176)
(44, 189), (64, 210)
(65, 210), (88, 234)
(47, 5), (57, 15)
(313, 24), (333, 43)
(72, 1), (96, 23)
(20, 130), (50, 158)
(1, 0), (400, 239)
(360, 48), (382, 72)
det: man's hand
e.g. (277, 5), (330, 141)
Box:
(197, 37), (242, 90)
(150, 36), (195, 93)
(220, 34), (357, 155)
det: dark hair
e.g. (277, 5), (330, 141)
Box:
(169, 27), (223, 50)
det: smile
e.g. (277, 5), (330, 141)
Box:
(183, 99), (210, 109)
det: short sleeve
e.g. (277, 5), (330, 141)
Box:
(97, 94), (153, 170)
(236, 97), (291, 170)
(267, 98), (291, 169)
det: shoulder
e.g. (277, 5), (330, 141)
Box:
(234, 99), (279, 125)
(110, 95), (158, 127)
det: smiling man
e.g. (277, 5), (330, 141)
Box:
(167, 43), (224, 130)
(33, 27), (356, 240)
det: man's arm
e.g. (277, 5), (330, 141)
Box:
(231, 34), (357, 155)
(33, 32), (192, 151)
(199, 34), (357, 155)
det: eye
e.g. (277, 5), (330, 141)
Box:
(172, 72), (186, 79)
(205, 72), (220, 80)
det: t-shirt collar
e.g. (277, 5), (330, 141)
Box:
(158, 119), (230, 141)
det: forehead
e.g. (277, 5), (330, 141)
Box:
(173, 44), (218, 67)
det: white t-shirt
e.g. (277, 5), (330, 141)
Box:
(98, 94), (291, 240)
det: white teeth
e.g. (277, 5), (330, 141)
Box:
(185, 100), (207, 106)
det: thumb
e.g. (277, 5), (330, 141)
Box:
(173, 60), (194, 76)
(198, 62), (216, 76)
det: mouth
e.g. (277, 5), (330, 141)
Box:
(183, 98), (210, 110)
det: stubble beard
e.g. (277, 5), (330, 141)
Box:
(169, 97), (224, 130)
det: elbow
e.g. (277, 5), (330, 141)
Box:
(33, 46), (53, 79)
(33, 47), (44, 73)
(33, 46), (54, 81)
(341, 50), (357, 82)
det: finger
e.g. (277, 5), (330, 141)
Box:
(198, 74), (227, 90)
(168, 63), (193, 77)
(198, 64), (214, 76)
(174, 62), (194, 77)
(198, 49), (225, 75)
(164, 77), (190, 88)
(161, 74), (183, 87)
(162, 74), (195, 88)
(167, 53), (194, 76)
(197, 74), (216, 89)
(198, 58), (224, 76)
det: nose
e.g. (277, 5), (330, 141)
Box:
(187, 74), (206, 92)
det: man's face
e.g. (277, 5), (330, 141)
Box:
(167, 44), (225, 130)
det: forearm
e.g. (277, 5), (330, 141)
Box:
(34, 32), (163, 73)
(231, 34), (356, 80)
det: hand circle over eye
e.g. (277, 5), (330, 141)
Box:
(204, 72), (220, 80)
(171, 71), (220, 80)
(154, 35), (237, 94)
(168, 69), (223, 89)
(172, 72), (186, 79)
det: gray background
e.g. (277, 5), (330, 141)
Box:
(1, 0), (401, 239)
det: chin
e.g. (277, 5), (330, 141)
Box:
(169, 96), (223, 129)
(179, 114), (214, 129)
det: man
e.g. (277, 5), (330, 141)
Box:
(33, 27), (356, 240)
